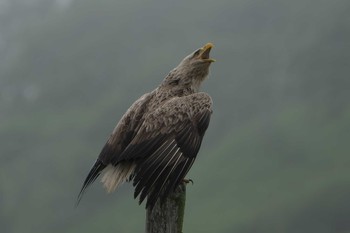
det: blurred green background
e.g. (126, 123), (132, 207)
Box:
(1, 0), (350, 232)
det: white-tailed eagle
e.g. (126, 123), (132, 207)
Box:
(78, 43), (215, 209)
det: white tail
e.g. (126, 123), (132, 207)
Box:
(101, 163), (136, 193)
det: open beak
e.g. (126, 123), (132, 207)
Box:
(199, 43), (215, 62)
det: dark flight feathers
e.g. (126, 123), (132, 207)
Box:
(123, 109), (212, 208)
(76, 160), (105, 206)
(77, 93), (212, 209)
(78, 43), (215, 209)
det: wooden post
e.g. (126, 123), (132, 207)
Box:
(145, 183), (186, 233)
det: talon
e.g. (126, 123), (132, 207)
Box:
(183, 178), (194, 185)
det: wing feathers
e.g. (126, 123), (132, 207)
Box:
(130, 105), (211, 208)
(76, 160), (106, 205)
(78, 92), (212, 209)
(135, 140), (178, 200)
(145, 151), (183, 208)
(163, 157), (195, 198)
(138, 146), (180, 205)
(196, 109), (211, 136)
(133, 139), (176, 198)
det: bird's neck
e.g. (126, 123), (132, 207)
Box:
(156, 85), (194, 100)
(160, 70), (203, 95)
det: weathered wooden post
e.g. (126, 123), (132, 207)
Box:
(145, 183), (187, 233)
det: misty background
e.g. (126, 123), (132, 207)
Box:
(1, 0), (349, 232)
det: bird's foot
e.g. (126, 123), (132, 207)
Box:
(182, 178), (194, 185)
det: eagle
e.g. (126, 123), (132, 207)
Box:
(77, 43), (215, 209)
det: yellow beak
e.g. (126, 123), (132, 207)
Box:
(199, 43), (216, 62)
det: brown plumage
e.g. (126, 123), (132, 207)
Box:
(77, 43), (215, 209)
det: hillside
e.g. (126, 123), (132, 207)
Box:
(1, 0), (350, 232)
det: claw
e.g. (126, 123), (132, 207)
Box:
(182, 178), (194, 185)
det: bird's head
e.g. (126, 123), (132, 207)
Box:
(163, 43), (215, 91)
(181, 42), (215, 66)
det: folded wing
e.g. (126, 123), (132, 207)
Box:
(116, 93), (212, 209)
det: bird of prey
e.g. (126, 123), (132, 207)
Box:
(77, 43), (215, 209)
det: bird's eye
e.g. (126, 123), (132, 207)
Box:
(193, 49), (201, 57)
(169, 79), (180, 85)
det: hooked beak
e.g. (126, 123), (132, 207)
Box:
(198, 43), (215, 63)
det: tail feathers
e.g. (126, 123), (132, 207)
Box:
(101, 163), (136, 193)
(76, 160), (106, 206)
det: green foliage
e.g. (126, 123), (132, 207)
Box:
(1, 0), (349, 233)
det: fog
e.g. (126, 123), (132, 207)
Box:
(1, 0), (349, 232)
